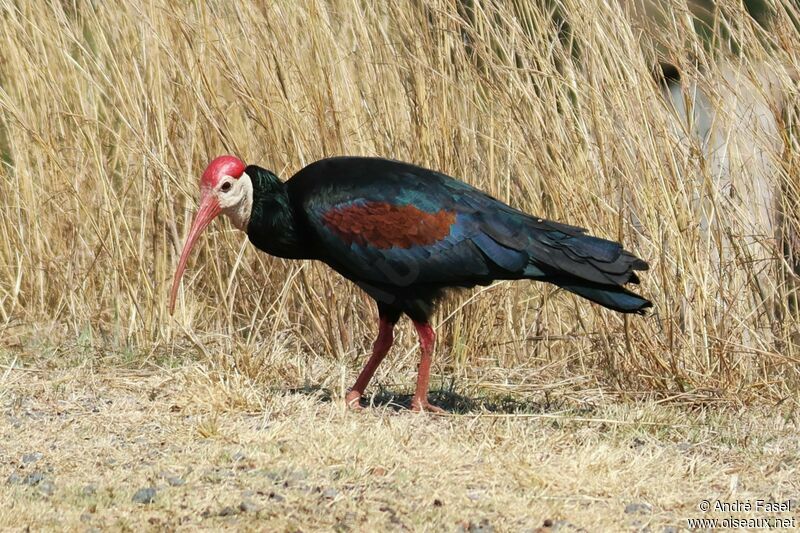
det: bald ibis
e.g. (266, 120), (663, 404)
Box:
(170, 156), (650, 412)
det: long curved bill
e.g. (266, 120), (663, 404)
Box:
(169, 191), (222, 314)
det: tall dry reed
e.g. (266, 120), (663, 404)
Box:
(0, 0), (798, 401)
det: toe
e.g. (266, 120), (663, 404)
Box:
(410, 397), (446, 414)
(345, 391), (364, 411)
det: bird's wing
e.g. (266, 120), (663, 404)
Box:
(305, 198), (496, 287)
(298, 159), (645, 288)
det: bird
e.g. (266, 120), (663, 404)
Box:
(169, 155), (651, 412)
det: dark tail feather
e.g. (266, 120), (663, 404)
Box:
(555, 281), (652, 314)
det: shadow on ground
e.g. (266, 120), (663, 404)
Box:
(285, 384), (590, 415)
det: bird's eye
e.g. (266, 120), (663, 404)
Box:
(220, 181), (232, 192)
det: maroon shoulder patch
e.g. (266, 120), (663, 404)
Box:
(322, 202), (456, 249)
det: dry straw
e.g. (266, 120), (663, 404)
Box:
(0, 0), (798, 403)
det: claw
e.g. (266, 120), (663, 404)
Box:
(345, 390), (364, 411)
(410, 397), (446, 414)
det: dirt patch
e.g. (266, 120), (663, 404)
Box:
(1, 365), (797, 531)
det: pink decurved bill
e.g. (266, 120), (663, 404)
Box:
(169, 191), (222, 314)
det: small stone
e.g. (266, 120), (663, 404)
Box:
(166, 476), (185, 487)
(38, 480), (55, 496)
(6, 473), (21, 485)
(470, 520), (493, 533)
(322, 487), (338, 499)
(218, 506), (237, 516)
(232, 451), (247, 462)
(662, 527), (678, 533)
(132, 487), (157, 504)
(263, 467), (307, 484)
(239, 500), (260, 513)
(261, 470), (281, 481)
(22, 452), (43, 464)
(212, 468), (234, 479)
(466, 490), (483, 501)
(82, 484), (97, 496)
(630, 437), (645, 449)
(268, 492), (285, 503)
(551, 520), (583, 532)
(624, 502), (652, 514)
(456, 520), (493, 533)
(22, 472), (45, 486)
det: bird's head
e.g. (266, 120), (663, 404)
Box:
(169, 155), (253, 314)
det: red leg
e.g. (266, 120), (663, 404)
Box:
(346, 316), (395, 409)
(410, 321), (445, 413)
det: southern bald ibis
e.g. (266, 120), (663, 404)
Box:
(170, 155), (650, 412)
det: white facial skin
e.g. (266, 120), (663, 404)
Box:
(214, 171), (253, 231)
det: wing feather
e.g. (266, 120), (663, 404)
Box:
(291, 157), (646, 290)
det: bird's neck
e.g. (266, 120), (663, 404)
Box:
(246, 166), (307, 259)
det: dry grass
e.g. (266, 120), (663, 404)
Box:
(2, 362), (798, 531)
(1, 0), (800, 528)
(1, 0), (800, 397)
(1, 0), (799, 402)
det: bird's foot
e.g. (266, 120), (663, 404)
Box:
(410, 397), (446, 414)
(345, 390), (364, 411)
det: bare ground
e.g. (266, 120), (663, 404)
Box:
(1, 360), (798, 532)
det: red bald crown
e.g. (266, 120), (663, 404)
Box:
(201, 155), (246, 189)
